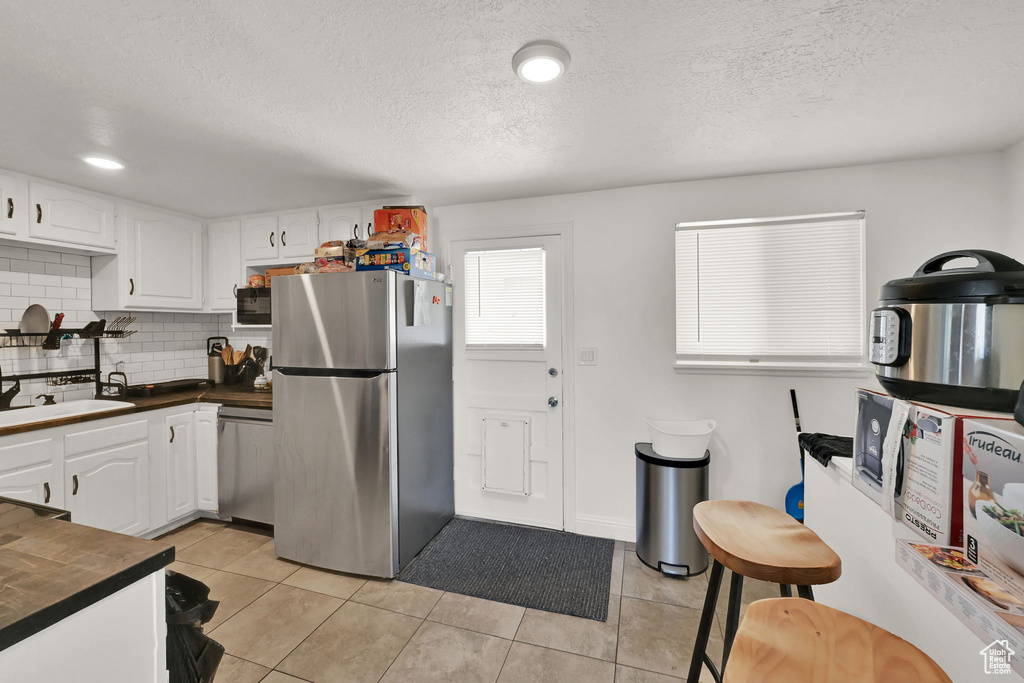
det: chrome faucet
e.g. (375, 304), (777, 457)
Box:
(0, 364), (21, 410)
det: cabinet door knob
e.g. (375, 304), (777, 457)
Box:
(36, 203), (42, 224)
(7, 198), (12, 219)
(170, 425), (175, 443)
(129, 278), (135, 295)
(72, 475), (79, 496)
(270, 231), (275, 247)
(43, 482), (50, 504)
(548, 397), (559, 408)
(281, 230), (286, 247)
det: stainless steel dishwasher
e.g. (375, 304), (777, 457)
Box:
(218, 406), (275, 525)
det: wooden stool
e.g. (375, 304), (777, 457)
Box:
(723, 598), (951, 682)
(687, 500), (842, 683)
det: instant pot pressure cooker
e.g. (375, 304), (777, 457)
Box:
(871, 250), (1024, 412)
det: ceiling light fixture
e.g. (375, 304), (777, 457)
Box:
(513, 41), (570, 84)
(82, 155), (125, 170)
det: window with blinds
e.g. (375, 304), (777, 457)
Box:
(464, 247), (546, 348)
(675, 212), (865, 369)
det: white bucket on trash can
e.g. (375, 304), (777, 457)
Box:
(645, 419), (716, 460)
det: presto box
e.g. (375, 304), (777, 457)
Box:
(963, 417), (1024, 602)
(354, 248), (435, 279)
(852, 388), (1007, 545)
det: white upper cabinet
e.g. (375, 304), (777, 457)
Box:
(29, 181), (116, 250)
(241, 214), (279, 262)
(319, 206), (362, 244)
(278, 209), (320, 260)
(93, 205), (203, 311)
(206, 219), (242, 312)
(0, 173), (28, 236)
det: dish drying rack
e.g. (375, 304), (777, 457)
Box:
(0, 317), (137, 399)
(0, 316), (136, 350)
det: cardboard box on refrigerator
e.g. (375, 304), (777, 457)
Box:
(963, 418), (1024, 603)
(373, 206), (428, 249)
(852, 388), (1008, 546)
(354, 248), (435, 279)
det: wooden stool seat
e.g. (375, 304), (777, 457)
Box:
(693, 500), (842, 585)
(723, 598), (951, 682)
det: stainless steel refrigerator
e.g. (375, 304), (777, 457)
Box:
(272, 270), (453, 578)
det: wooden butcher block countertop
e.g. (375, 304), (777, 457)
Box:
(0, 498), (173, 651)
(0, 384), (272, 438)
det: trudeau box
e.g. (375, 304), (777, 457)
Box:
(354, 248), (435, 279)
(896, 540), (1024, 676)
(373, 206), (428, 248)
(852, 388), (1007, 545)
(963, 418), (1024, 602)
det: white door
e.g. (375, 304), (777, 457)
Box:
(66, 442), (150, 535)
(206, 219), (242, 312)
(0, 173), (27, 236)
(124, 206), (203, 310)
(241, 214), (279, 262)
(165, 412), (197, 520)
(319, 206), (363, 243)
(29, 182), (116, 249)
(279, 209), (320, 260)
(452, 235), (564, 529)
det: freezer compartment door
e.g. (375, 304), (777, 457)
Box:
(272, 271), (397, 370)
(274, 369), (398, 577)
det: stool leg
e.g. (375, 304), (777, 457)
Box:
(780, 584), (791, 598)
(686, 560), (724, 683)
(722, 570), (744, 669)
(797, 584), (815, 601)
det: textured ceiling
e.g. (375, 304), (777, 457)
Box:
(0, 1), (1022, 218)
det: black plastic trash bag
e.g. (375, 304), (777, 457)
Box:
(166, 570), (224, 683)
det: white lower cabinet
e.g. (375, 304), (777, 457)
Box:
(65, 441), (150, 536)
(0, 404), (220, 538)
(0, 436), (62, 507)
(165, 412), (197, 521)
(194, 409), (219, 512)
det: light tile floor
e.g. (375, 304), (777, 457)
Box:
(160, 522), (779, 683)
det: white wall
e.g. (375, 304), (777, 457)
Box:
(1005, 139), (1024, 255)
(436, 151), (1009, 538)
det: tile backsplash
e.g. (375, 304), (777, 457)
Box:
(0, 245), (270, 407)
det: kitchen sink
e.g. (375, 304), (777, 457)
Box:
(0, 400), (136, 428)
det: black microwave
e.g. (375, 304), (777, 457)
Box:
(236, 287), (272, 325)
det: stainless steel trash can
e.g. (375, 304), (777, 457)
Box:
(635, 442), (709, 577)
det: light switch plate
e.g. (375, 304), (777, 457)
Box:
(579, 348), (597, 366)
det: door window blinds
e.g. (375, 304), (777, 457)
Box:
(675, 212), (865, 367)
(465, 247), (546, 348)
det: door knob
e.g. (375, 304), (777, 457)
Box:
(548, 368), (558, 377)
(548, 397), (559, 408)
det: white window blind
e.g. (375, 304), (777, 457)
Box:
(675, 212), (865, 368)
(464, 247), (546, 348)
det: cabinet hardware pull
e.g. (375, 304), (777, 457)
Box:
(36, 203), (42, 223)
(270, 231), (275, 247)
(43, 482), (50, 504)
(72, 475), (79, 496)
(129, 278), (134, 295)
(170, 425), (175, 443)
(6, 198), (12, 219)
(281, 231), (286, 246)
(233, 284), (237, 297)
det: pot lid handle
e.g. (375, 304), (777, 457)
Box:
(915, 250), (1024, 276)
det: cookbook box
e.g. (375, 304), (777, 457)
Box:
(963, 418), (1024, 604)
(373, 206), (428, 248)
(354, 248), (435, 279)
(896, 540), (1024, 676)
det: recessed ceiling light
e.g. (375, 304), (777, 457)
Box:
(513, 42), (570, 84)
(82, 155), (125, 170)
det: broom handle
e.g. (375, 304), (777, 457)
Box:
(790, 389), (802, 433)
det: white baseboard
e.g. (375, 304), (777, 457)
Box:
(575, 514), (635, 542)
(141, 511), (202, 540)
